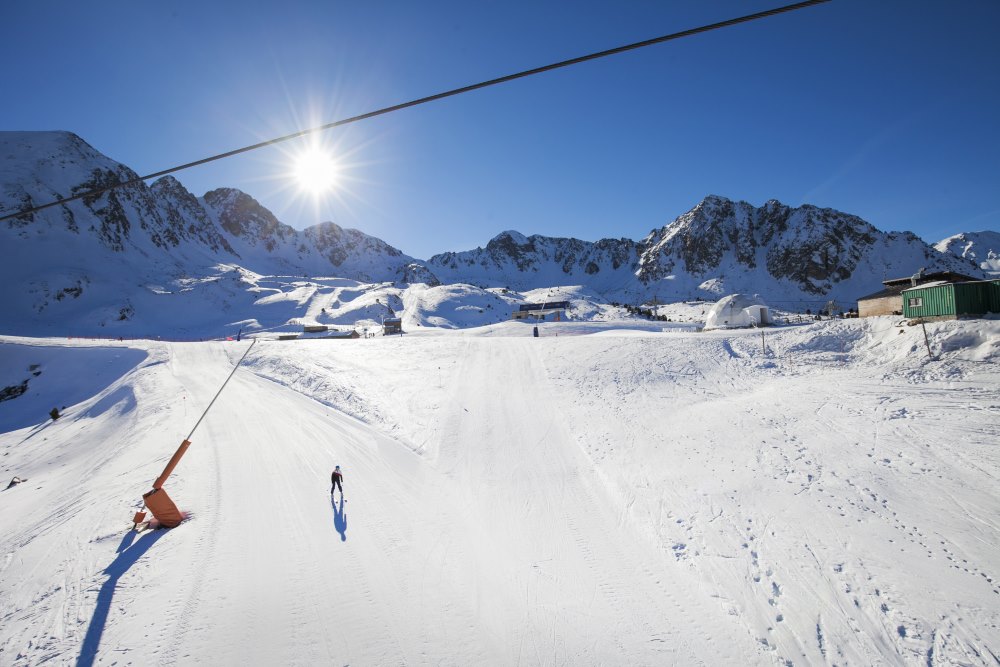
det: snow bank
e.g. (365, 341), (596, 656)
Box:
(0, 340), (147, 431)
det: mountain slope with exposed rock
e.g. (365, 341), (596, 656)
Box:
(0, 131), (418, 334)
(935, 231), (1000, 276)
(431, 196), (983, 304)
(0, 130), (988, 335)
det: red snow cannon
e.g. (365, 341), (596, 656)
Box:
(139, 438), (192, 528)
(130, 339), (257, 530)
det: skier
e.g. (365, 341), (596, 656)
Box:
(330, 465), (344, 497)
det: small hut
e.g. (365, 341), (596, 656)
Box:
(383, 317), (403, 335)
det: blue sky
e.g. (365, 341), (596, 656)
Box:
(3, 0), (998, 259)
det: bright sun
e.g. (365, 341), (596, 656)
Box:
(292, 148), (339, 194)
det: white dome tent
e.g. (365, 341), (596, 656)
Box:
(703, 294), (772, 330)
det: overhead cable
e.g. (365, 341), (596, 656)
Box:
(0, 0), (831, 224)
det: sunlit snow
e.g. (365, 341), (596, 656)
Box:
(1, 315), (997, 665)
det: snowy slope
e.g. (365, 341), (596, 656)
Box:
(1, 319), (997, 665)
(936, 231), (1000, 276)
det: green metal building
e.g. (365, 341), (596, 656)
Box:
(902, 280), (1000, 319)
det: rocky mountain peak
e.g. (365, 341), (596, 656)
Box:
(150, 177), (235, 255)
(200, 187), (306, 261)
(490, 229), (531, 246)
(202, 188), (287, 240)
(935, 230), (1000, 275)
(636, 196), (980, 297)
(486, 230), (534, 257)
(1, 131), (148, 243)
(149, 175), (187, 197)
(303, 220), (408, 270)
(1, 131), (104, 171)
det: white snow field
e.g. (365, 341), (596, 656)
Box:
(1, 317), (998, 666)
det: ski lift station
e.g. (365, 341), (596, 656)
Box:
(511, 301), (570, 322)
(703, 294), (772, 330)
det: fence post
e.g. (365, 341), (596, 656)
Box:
(920, 321), (934, 360)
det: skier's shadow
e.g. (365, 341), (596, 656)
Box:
(77, 529), (165, 667)
(331, 495), (347, 541)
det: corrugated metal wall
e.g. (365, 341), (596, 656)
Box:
(989, 280), (1000, 313)
(903, 281), (1000, 318)
(902, 285), (955, 318)
(955, 280), (1000, 315)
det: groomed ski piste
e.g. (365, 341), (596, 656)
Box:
(1, 317), (998, 665)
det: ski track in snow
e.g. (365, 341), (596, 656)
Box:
(0, 317), (998, 665)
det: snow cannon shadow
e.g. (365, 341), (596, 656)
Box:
(76, 529), (166, 667)
(331, 496), (347, 542)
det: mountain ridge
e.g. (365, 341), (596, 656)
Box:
(0, 130), (989, 335)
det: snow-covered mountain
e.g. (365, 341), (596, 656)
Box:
(0, 131), (989, 336)
(637, 195), (986, 300)
(431, 196), (984, 304)
(0, 132), (419, 334)
(935, 230), (1000, 276)
(427, 230), (641, 295)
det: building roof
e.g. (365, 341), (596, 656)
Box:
(518, 301), (570, 311)
(860, 271), (981, 301)
(901, 278), (996, 293)
(326, 330), (360, 338)
(881, 271), (979, 287)
(857, 284), (908, 302)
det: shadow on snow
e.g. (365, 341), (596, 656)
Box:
(332, 495), (347, 542)
(76, 529), (165, 667)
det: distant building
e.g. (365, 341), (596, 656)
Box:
(383, 317), (403, 335)
(902, 279), (1000, 320)
(511, 301), (570, 321)
(857, 270), (980, 317)
(299, 325), (360, 340)
(326, 330), (361, 339)
(703, 294), (772, 330)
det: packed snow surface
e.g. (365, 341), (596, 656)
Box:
(1, 317), (998, 665)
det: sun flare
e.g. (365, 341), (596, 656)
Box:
(292, 147), (340, 194)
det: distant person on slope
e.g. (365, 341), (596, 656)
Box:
(330, 465), (344, 497)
